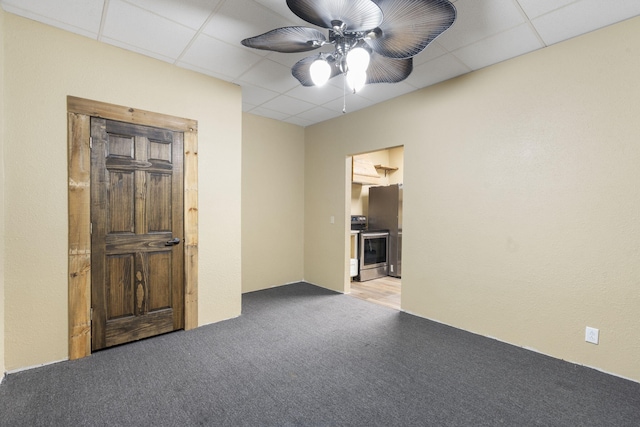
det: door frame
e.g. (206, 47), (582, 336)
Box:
(67, 96), (199, 360)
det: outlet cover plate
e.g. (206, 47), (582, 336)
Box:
(585, 326), (599, 344)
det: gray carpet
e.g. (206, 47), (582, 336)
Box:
(1, 282), (639, 426)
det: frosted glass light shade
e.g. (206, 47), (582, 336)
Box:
(346, 70), (367, 93)
(346, 47), (370, 72)
(310, 59), (331, 86)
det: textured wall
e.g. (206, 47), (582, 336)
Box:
(387, 147), (404, 186)
(242, 113), (305, 293)
(3, 13), (242, 370)
(0, 8), (6, 379)
(305, 16), (640, 382)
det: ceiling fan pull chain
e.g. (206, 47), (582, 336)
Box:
(342, 73), (347, 114)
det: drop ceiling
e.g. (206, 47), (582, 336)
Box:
(2, 0), (639, 126)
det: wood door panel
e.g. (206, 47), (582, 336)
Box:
(107, 134), (134, 159)
(134, 252), (149, 315)
(105, 309), (174, 348)
(149, 140), (172, 162)
(148, 252), (172, 311)
(148, 173), (172, 232)
(108, 171), (135, 233)
(92, 117), (184, 351)
(106, 254), (135, 319)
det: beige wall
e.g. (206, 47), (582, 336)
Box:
(387, 146), (404, 186)
(2, 13), (242, 371)
(305, 17), (640, 382)
(0, 8), (6, 378)
(241, 113), (305, 293)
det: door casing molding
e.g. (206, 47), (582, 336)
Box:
(67, 96), (198, 359)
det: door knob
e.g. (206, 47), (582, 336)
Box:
(165, 237), (181, 246)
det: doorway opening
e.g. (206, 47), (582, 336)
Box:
(347, 146), (403, 310)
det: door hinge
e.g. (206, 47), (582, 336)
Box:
(90, 223), (93, 234)
(90, 307), (93, 321)
(89, 137), (93, 149)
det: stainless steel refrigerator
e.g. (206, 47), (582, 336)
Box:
(368, 184), (402, 278)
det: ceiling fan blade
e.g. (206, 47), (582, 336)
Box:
(241, 26), (326, 53)
(287, 0), (383, 32)
(367, 0), (456, 59)
(292, 55), (341, 87)
(366, 53), (413, 84)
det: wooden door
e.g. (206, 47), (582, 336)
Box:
(91, 118), (184, 351)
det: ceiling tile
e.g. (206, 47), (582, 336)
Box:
(253, 0), (302, 22)
(179, 33), (263, 79)
(286, 84), (345, 105)
(248, 106), (290, 121)
(437, 0), (526, 51)
(103, 0), (196, 60)
(100, 37), (176, 64)
(322, 93), (377, 115)
(261, 95), (315, 116)
(179, 61), (238, 83)
(516, 0), (575, 19)
(413, 41), (449, 66)
(357, 82), (417, 104)
(241, 84), (280, 106)
(1, 0), (103, 38)
(237, 59), (300, 93)
(124, 0), (221, 30)
(203, 0), (294, 47)
(453, 23), (543, 70)
(295, 106), (343, 122)
(405, 54), (471, 88)
(532, 0), (640, 46)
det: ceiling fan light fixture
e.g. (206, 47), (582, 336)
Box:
(242, 0), (456, 103)
(310, 59), (331, 86)
(346, 47), (370, 73)
(346, 70), (367, 93)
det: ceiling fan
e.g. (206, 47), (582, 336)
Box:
(241, 0), (456, 94)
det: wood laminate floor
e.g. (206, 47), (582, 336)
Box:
(349, 276), (401, 310)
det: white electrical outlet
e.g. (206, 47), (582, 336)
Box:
(585, 326), (599, 344)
